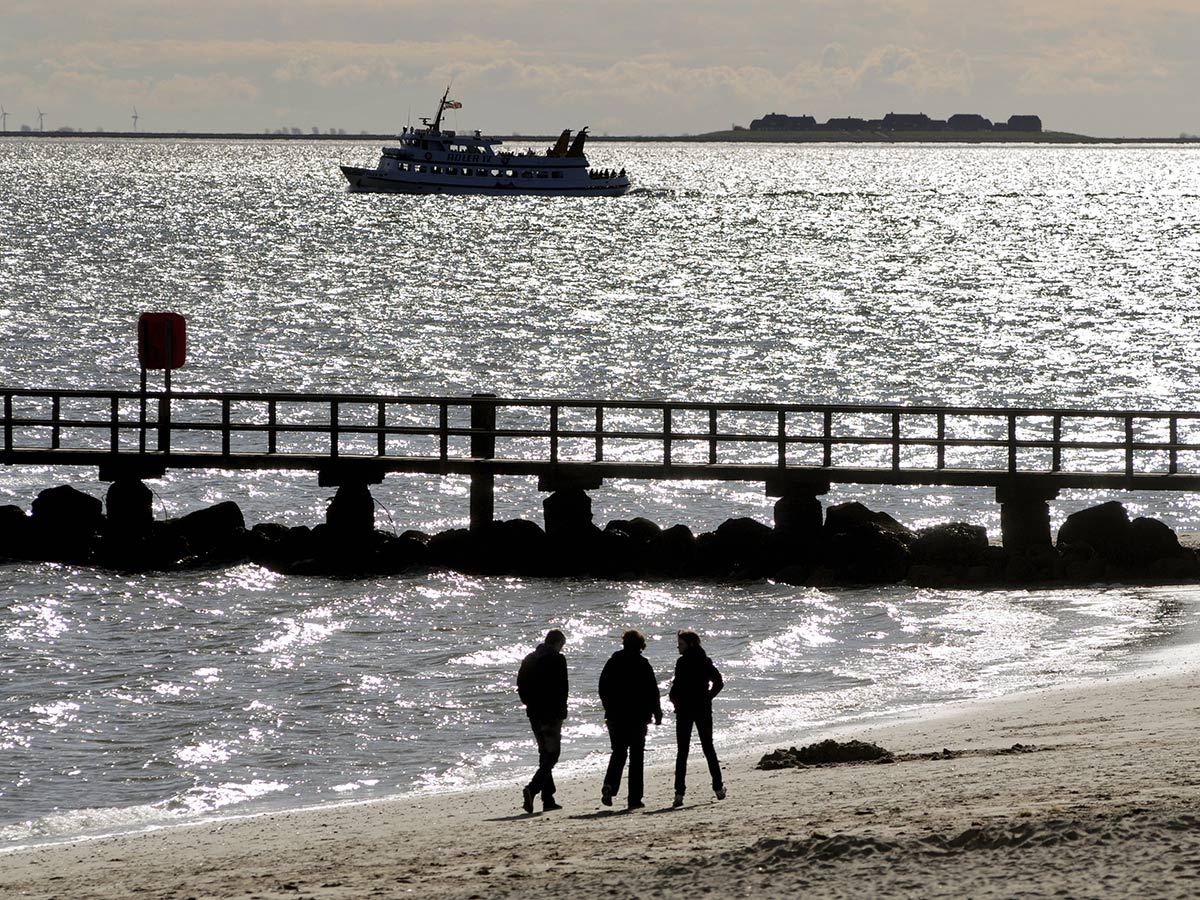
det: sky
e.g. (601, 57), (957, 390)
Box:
(1, 0), (1197, 138)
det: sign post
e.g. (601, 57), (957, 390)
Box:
(137, 313), (186, 453)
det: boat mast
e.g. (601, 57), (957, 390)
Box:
(430, 85), (452, 132)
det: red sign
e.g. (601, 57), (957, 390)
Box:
(138, 313), (186, 370)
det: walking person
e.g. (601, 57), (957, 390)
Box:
(517, 628), (568, 813)
(598, 629), (662, 810)
(669, 630), (725, 807)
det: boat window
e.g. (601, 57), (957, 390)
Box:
(476, 169), (489, 177)
(414, 165), (424, 173)
(431, 166), (442, 174)
(552, 171), (563, 179)
(521, 171), (533, 178)
(504, 170), (515, 178)
(536, 171), (549, 179)
(400, 163), (410, 172)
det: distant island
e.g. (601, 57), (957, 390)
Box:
(686, 110), (1200, 143)
(4, 109), (1198, 145)
(750, 110), (1044, 133)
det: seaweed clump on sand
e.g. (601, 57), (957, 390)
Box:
(758, 739), (894, 769)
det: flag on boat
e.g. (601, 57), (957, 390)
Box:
(445, 100), (463, 109)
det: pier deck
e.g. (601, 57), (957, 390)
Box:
(4, 388), (1200, 543)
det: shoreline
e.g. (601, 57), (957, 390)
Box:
(4, 652), (1199, 898)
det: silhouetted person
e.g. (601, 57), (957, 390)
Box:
(598, 629), (662, 810)
(517, 629), (568, 813)
(669, 629), (725, 807)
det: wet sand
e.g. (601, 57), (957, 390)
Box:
(3, 661), (1199, 899)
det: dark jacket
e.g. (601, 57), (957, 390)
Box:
(668, 646), (723, 714)
(598, 648), (662, 725)
(517, 642), (568, 723)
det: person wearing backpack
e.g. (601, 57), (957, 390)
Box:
(517, 628), (568, 813)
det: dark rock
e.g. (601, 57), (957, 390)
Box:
(1124, 517), (1186, 566)
(250, 524), (319, 571)
(824, 502), (915, 543)
(773, 493), (823, 538)
(829, 524), (912, 584)
(758, 739), (893, 770)
(1148, 554), (1200, 581)
(1056, 501), (1130, 560)
(647, 524), (700, 577)
(166, 501), (248, 565)
(427, 528), (474, 570)
(911, 523), (989, 567)
(771, 563), (812, 586)
(592, 527), (648, 578)
(285, 529), (427, 577)
(605, 517), (662, 544)
(0, 505), (30, 559)
(710, 517), (776, 576)
(105, 479), (154, 535)
(543, 489), (595, 538)
(485, 519), (549, 575)
(94, 524), (190, 572)
(31, 484), (104, 537)
(28, 485), (104, 562)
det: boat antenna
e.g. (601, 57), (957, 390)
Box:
(430, 84), (451, 132)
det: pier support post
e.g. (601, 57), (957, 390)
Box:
(997, 482), (1060, 553)
(326, 483), (375, 535)
(766, 477), (830, 539)
(538, 468), (604, 538)
(470, 394), (497, 532)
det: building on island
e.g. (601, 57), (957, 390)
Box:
(747, 111), (1043, 133)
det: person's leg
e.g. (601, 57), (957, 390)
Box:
(674, 713), (694, 796)
(604, 722), (628, 796)
(527, 718), (549, 796)
(539, 719), (562, 802)
(696, 712), (723, 791)
(627, 724), (647, 806)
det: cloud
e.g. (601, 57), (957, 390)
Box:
(1015, 31), (1171, 96)
(854, 45), (974, 95)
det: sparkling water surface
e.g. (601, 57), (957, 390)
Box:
(2, 138), (1200, 846)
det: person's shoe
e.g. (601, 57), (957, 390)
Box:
(522, 787), (535, 814)
(627, 800), (645, 810)
(714, 786), (727, 801)
(542, 800), (563, 812)
(601, 784), (613, 807)
(672, 793), (685, 808)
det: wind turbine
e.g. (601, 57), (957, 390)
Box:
(0, 106), (8, 132)
(131, 106), (139, 132)
(37, 107), (45, 132)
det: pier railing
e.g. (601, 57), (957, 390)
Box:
(4, 388), (1200, 493)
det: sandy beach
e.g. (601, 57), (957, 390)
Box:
(4, 660), (1199, 900)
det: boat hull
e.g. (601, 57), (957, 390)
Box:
(340, 165), (631, 197)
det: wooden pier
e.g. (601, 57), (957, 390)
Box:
(4, 387), (1200, 548)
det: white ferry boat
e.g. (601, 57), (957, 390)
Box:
(340, 89), (631, 197)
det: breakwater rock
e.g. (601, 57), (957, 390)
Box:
(2, 483), (1199, 587)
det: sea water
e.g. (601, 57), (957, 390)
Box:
(2, 138), (1199, 847)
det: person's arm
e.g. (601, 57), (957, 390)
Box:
(598, 659), (612, 715)
(647, 661), (663, 724)
(554, 654), (569, 719)
(708, 660), (724, 700)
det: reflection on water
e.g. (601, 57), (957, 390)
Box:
(1, 140), (1199, 845)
